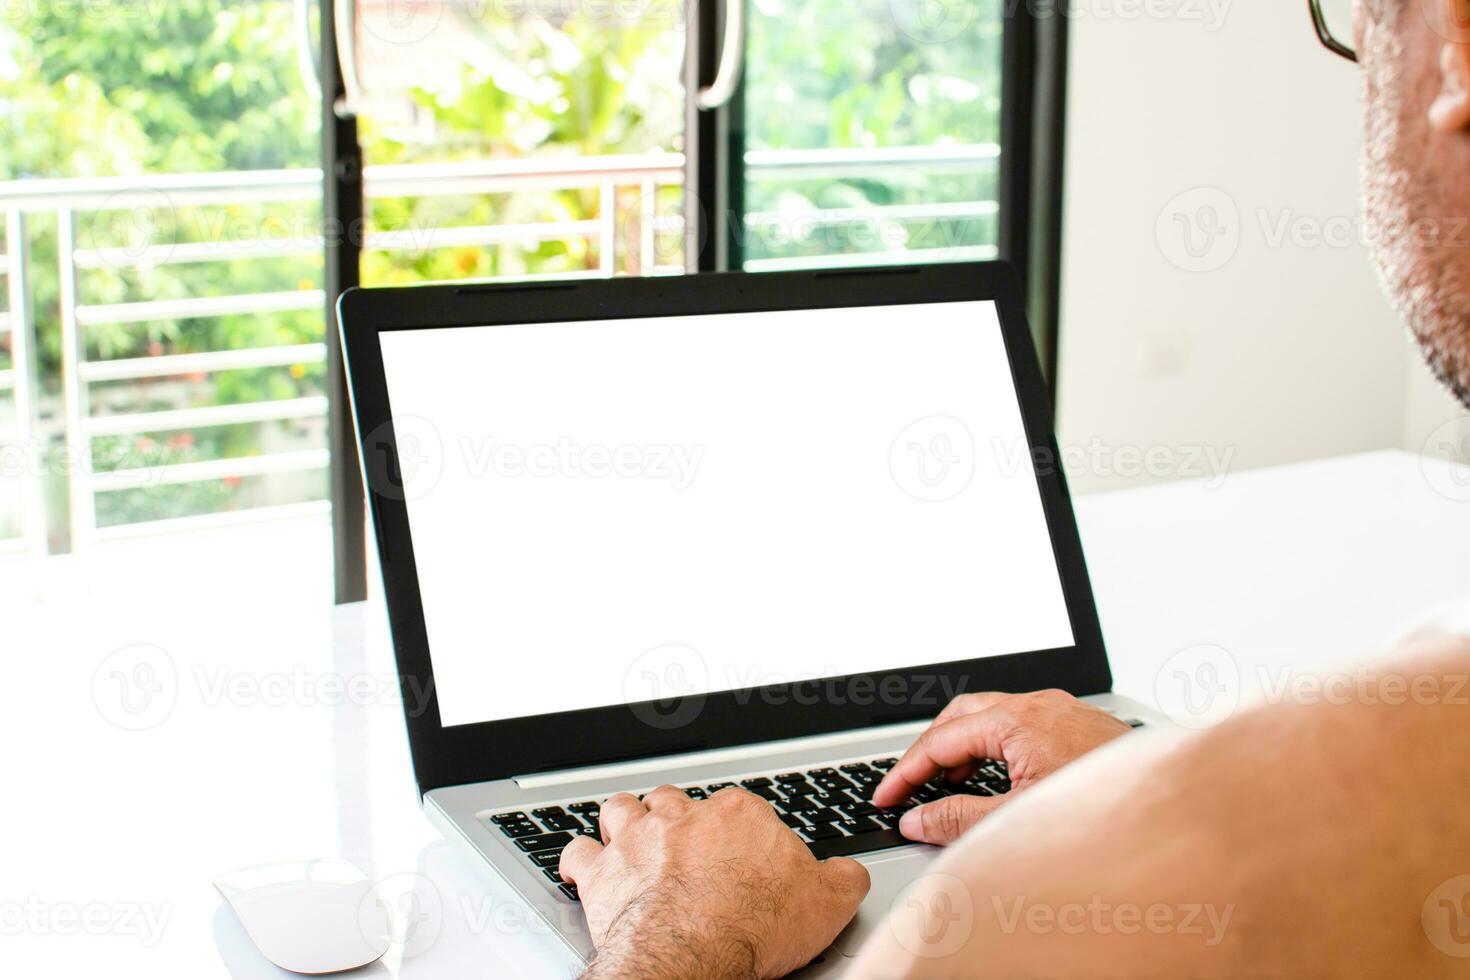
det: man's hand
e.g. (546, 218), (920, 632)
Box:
(872, 689), (1130, 845)
(563, 786), (870, 979)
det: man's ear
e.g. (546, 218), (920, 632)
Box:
(1430, 0), (1470, 131)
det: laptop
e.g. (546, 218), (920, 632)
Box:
(337, 261), (1164, 974)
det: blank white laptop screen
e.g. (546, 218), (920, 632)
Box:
(377, 300), (1074, 728)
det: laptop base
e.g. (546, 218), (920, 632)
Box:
(423, 693), (1167, 973)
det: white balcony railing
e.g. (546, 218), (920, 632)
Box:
(0, 144), (998, 554)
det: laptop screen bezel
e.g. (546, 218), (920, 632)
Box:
(339, 262), (1112, 796)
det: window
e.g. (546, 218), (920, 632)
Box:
(0, 0), (1061, 597)
(741, 0), (1005, 271)
(0, 0), (326, 554)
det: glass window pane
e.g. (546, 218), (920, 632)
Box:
(353, 1), (687, 285)
(742, 0), (1003, 270)
(0, 0), (327, 553)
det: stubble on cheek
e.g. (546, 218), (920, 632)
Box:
(1361, 15), (1470, 406)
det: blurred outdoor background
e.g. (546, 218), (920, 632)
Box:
(0, 0), (1001, 555)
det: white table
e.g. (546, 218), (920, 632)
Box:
(5, 450), (1466, 978)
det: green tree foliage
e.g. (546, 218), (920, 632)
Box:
(0, 0), (323, 527)
(744, 0), (1003, 261)
(0, 0), (999, 532)
(360, 8), (681, 285)
(4, 0), (316, 175)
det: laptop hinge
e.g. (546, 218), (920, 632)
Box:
(513, 719), (929, 791)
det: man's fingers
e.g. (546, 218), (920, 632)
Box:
(872, 692), (1022, 806)
(643, 784), (693, 813)
(943, 762), (979, 786)
(872, 707), (1014, 808)
(559, 834), (603, 885)
(821, 856), (872, 905)
(599, 792), (646, 843)
(933, 690), (1009, 726)
(897, 793), (1006, 845)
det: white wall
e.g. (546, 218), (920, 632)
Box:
(1054, 0), (1439, 493)
(1404, 352), (1469, 457)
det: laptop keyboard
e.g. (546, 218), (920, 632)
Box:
(484, 755), (1013, 903)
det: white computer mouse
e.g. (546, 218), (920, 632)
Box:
(214, 859), (391, 975)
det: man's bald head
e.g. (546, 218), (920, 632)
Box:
(1361, 0), (1470, 405)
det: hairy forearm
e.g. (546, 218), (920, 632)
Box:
(579, 896), (760, 980)
(581, 936), (757, 980)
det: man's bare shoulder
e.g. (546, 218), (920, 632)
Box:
(848, 638), (1470, 979)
